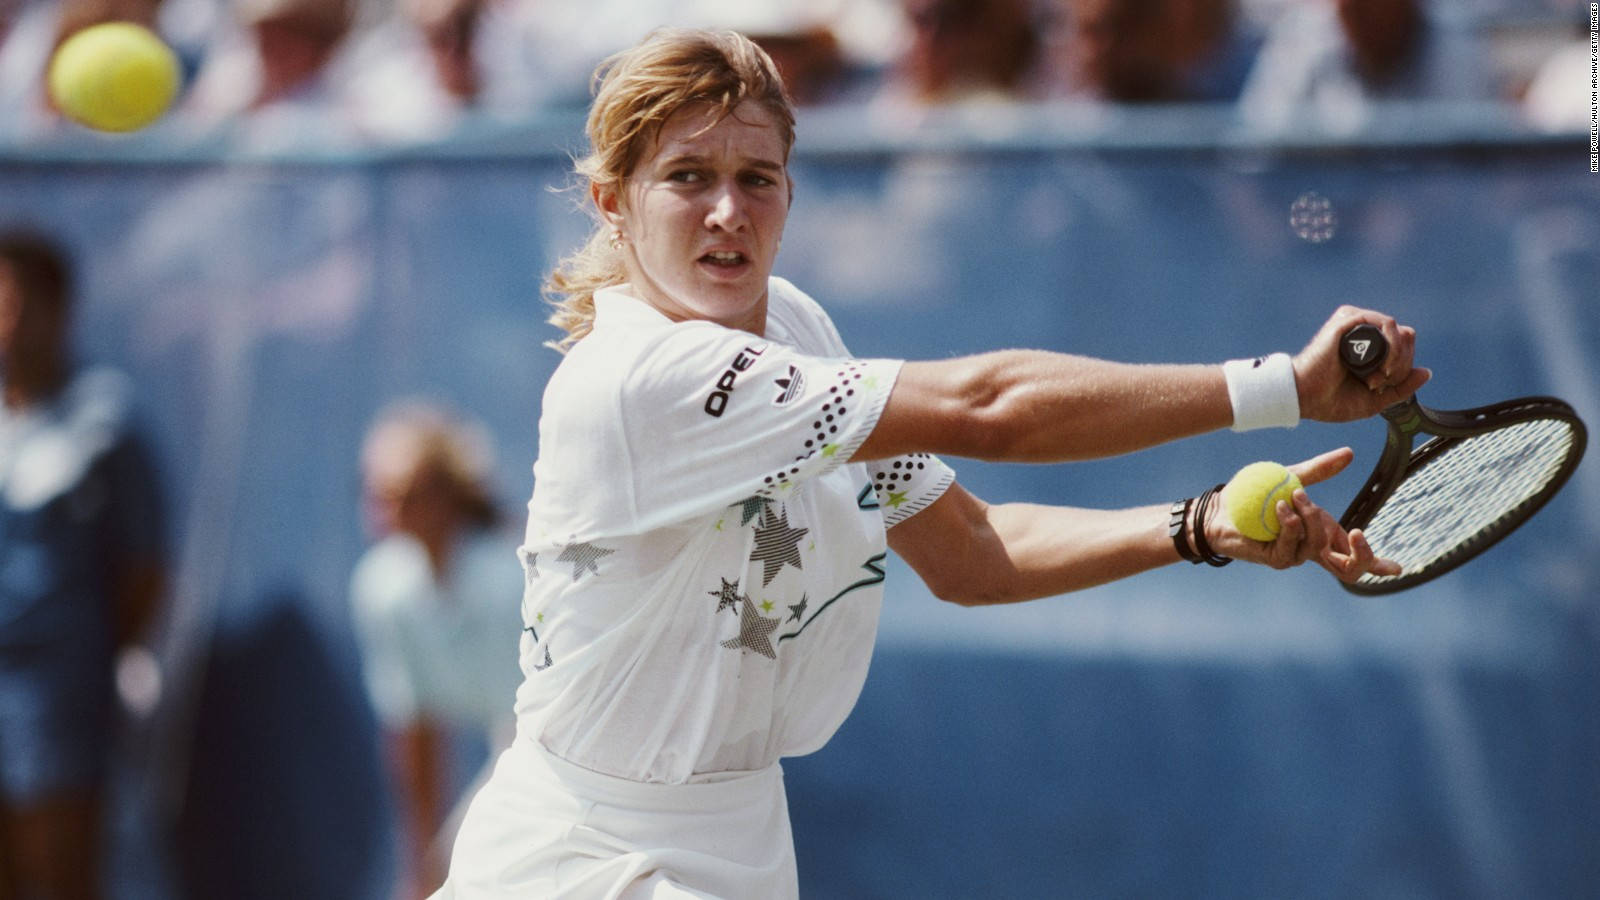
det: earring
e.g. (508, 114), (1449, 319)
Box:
(609, 229), (624, 250)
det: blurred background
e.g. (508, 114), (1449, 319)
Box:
(1, 0), (1597, 897)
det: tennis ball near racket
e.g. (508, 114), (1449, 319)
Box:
(48, 22), (180, 133)
(1224, 461), (1304, 542)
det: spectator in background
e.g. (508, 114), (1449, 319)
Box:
(181, 0), (359, 145)
(0, 229), (168, 900)
(674, 0), (892, 106)
(342, 0), (491, 141)
(871, 0), (1044, 110)
(1049, 0), (1256, 103)
(1238, 0), (1492, 132)
(350, 400), (522, 900)
(1522, 10), (1594, 132)
(741, 23), (854, 106)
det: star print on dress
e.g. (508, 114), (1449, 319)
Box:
(720, 593), (780, 660)
(787, 594), (808, 623)
(734, 496), (774, 527)
(750, 506), (808, 587)
(708, 577), (745, 614)
(557, 540), (615, 582)
(517, 548), (540, 586)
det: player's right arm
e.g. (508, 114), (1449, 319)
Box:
(854, 306), (1428, 464)
(887, 448), (1394, 606)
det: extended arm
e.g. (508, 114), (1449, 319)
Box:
(857, 306), (1427, 463)
(858, 353), (1232, 462)
(889, 448), (1395, 606)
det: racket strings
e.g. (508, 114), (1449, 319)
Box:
(1357, 417), (1579, 585)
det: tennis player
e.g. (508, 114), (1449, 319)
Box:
(432, 28), (1427, 900)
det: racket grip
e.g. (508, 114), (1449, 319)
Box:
(1340, 324), (1387, 379)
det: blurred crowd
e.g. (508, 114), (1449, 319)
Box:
(0, 0), (1594, 147)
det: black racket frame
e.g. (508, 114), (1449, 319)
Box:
(1337, 393), (1588, 595)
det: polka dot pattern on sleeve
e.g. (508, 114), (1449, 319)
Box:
(866, 452), (957, 527)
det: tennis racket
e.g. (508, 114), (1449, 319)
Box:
(1335, 324), (1588, 595)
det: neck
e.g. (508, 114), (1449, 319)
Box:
(416, 522), (462, 578)
(630, 284), (770, 338)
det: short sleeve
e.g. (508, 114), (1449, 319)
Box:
(866, 453), (956, 528)
(619, 324), (902, 530)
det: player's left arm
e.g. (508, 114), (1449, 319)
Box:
(856, 306), (1429, 464)
(889, 449), (1390, 605)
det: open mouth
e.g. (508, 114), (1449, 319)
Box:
(700, 250), (748, 269)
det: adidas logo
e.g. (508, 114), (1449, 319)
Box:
(773, 366), (805, 406)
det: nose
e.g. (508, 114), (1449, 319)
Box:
(703, 181), (748, 233)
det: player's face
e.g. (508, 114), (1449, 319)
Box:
(603, 100), (791, 335)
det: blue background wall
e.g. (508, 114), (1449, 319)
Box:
(3, 109), (1597, 898)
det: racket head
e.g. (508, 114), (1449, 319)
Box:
(1338, 396), (1588, 595)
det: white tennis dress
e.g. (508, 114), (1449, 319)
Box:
(434, 278), (953, 899)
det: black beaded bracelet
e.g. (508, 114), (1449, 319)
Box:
(1191, 483), (1233, 567)
(1169, 498), (1204, 564)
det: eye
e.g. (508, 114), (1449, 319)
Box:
(668, 170), (703, 184)
(742, 171), (779, 188)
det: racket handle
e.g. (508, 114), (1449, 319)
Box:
(1340, 324), (1387, 379)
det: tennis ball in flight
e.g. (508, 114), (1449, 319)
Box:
(1224, 461), (1304, 542)
(48, 22), (181, 133)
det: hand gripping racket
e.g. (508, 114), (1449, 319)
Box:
(1336, 324), (1587, 594)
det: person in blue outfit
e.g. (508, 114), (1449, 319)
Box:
(0, 229), (167, 900)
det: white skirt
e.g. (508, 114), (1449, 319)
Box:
(430, 737), (798, 900)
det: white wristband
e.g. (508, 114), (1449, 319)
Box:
(1223, 353), (1300, 431)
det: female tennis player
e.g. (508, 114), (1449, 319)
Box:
(432, 28), (1427, 900)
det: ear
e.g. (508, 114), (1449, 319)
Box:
(592, 181), (625, 232)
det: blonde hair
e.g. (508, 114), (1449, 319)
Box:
(543, 28), (797, 353)
(361, 399), (499, 528)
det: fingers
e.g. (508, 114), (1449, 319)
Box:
(1219, 473), (1404, 583)
(1266, 499), (1304, 569)
(1346, 313), (1427, 414)
(1320, 527), (1403, 582)
(1257, 491), (1405, 583)
(1387, 366), (1432, 403)
(1352, 530), (1402, 577)
(1261, 491), (1325, 570)
(1288, 446), (1354, 488)
(1364, 320), (1409, 392)
(1358, 364), (1431, 417)
(1301, 306), (1426, 423)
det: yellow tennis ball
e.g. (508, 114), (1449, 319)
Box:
(1224, 461), (1304, 542)
(48, 22), (181, 133)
